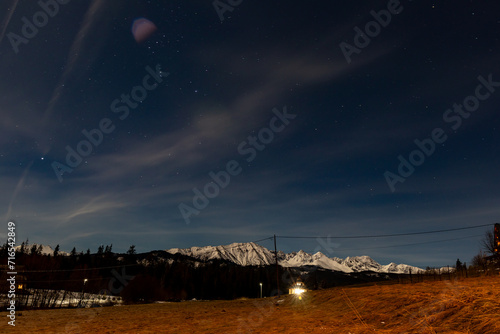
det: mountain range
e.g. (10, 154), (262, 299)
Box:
(167, 242), (423, 274)
(14, 242), (424, 274)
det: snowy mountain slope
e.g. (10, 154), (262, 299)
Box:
(381, 263), (421, 274)
(167, 242), (423, 274)
(167, 242), (276, 266)
(279, 250), (354, 273)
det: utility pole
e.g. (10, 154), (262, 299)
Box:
(274, 234), (280, 297)
(494, 224), (500, 254)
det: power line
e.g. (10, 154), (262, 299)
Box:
(17, 263), (140, 273)
(17, 277), (114, 283)
(9, 223), (493, 274)
(252, 237), (274, 243)
(319, 234), (484, 253)
(277, 223), (493, 239)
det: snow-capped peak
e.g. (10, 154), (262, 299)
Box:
(167, 242), (276, 266)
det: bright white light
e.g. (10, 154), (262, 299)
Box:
(293, 288), (305, 295)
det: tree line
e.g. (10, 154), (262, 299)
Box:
(0, 242), (284, 306)
(1, 228), (498, 308)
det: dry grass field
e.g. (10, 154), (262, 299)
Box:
(2, 275), (499, 333)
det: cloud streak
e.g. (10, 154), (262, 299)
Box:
(0, 0), (20, 46)
(43, 0), (107, 129)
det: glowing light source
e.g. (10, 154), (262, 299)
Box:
(289, 280), (307, 297)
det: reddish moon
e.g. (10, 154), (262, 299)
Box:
(131, 18), (157, 43)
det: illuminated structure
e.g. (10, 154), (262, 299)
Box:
(17, 274), (27, 292)
(289, 280), (307, 295)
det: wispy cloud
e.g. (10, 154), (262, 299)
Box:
(42, 0), (108, 129)
(60, 194), (129, 222)
(3, 160), (33, 222)
(0, 0), (20, 46)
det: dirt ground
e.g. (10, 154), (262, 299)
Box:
(2, 275), (499, 333)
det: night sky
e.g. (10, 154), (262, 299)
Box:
(1, 0), (499, 267)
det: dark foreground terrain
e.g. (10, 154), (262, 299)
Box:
(2, 275), (499, 333)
